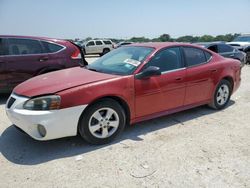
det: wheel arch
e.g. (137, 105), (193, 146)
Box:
(77, 95), (131, 133)
(221, 76), (234, 92)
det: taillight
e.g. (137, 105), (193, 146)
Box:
(71, 48), (81, 59)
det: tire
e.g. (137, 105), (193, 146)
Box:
(209, 79), (232, 110)
(102, 48), (110, 56)
(246, 51), (250, 65)
(82, 48), (86, 54)
(78, 99), (126, 145)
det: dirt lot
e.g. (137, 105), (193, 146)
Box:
(0, 64), (249, 188)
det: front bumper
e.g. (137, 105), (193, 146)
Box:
(5, 93), (87, 141)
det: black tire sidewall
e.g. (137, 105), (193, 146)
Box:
(102, 49), (110, 55)
(213, 80), (232, 109)
(79, 99), (125, 145)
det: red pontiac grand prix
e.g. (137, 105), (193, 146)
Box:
(5, 42), (241, 144)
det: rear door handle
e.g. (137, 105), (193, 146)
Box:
(39, 57), (49, 62)
(210, 69), (217, 73)
(175, 77), (182, 81)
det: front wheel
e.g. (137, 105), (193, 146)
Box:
(209, 79), (232, 110)
(78, 99), (126, 145)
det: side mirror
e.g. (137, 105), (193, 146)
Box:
(135, 66), (161, 79)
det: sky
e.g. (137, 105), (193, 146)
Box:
(0, 0), (250, 39)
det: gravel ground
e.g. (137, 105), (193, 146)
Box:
(0, 64), (249, 188)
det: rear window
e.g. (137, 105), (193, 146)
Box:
(41, 41), (64, 53)
(103, 40), (112, 45)
(8, 38), (43, 55)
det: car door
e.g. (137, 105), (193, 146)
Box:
(0, 38), (9, 92)
(4, 38), (48, 89)
(95, 40), (104, 54)
(135, 47), (186, 117)
(183, 47), (214, 105)
(85, 41), (96, 54)
(217, 44), (235, 58)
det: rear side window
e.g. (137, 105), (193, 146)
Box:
(183, 47), (207, 67)
(205, 51), (212, 61)
(218, 44), (234, 53)
(8, 38), (43, 55)
(146, 47), (183, 72)
(95, 41), (103, 45)
(103, 40), (112, 45)
(0, 38), (9, 55)
(41, 41), (64, 53)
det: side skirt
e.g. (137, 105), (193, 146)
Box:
(131, 100), (211, 124)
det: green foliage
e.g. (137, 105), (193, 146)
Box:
(127, 33), (240, 43)
(81, 33), (240, 43)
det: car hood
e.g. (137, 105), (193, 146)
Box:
(13, 67), (120, 97)
(227, 41), (250, 46)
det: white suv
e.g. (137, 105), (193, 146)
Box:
(82, 40), (114, 56)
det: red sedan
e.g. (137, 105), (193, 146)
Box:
(5, 42), (241, 144)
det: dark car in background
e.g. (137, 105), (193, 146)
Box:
(0, 35), (85, 93)
(227, 34), (250, 64)
(195, 42), (246, 67)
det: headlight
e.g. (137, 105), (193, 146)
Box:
(23, 95), (61, 110)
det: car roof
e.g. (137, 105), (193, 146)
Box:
(0, 35), (63, 42)
(129, 42), (207, 50)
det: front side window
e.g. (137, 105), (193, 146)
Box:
(145, 47), (183, 72)
(0, 38), (9, 55)
(218, 44), (234, 53)
(86, 46), (154, 75)
(183, 47), (207, 67)
(8, 38), (43, 55)
(86, 41), (95, 46)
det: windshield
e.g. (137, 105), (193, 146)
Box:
(233, 36), (250, 42)
(86, 46), (154, 75)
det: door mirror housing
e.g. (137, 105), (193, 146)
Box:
(135, 66), (161, 79)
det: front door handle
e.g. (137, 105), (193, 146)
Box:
(39, 57), (49, 62)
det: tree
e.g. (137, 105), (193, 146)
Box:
(158, 34), (171, 42)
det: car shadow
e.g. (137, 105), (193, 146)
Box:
(0, 94), (10, 105)
(0, 101), (235, 165)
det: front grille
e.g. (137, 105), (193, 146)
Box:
(7, 97), (16, 108)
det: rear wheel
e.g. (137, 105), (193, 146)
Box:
(102, 48), (110, 56)
(78, 99), (126, 144)
(209, 79), (232, 110)
(246, 51), (250, 64)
